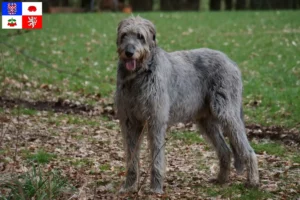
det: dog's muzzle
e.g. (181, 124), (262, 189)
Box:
(124, 44), (136, 71)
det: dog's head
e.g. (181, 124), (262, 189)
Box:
(116, 16), (156, 71)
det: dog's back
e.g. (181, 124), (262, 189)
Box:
(150, 48), (242, 124)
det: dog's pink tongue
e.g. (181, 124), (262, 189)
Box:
(125, 60), (136, 71)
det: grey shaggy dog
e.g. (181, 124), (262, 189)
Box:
(115, 16), (259, 194)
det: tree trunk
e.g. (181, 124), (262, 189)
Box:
(160, 0), (174, 10)
(130, 0), (153, 11)
(49, 0), (60, 6)
(225, 0), (232, 10)
(61, 0), (69, 6)
(81, 0), (91, 11)
(236, 0), (246, 10)
(48, 0), (69, 6)
(42, 0), (50, 13)
(209, 0), (221, 11)
(181, 0), (199, 10)
(251, 0), (297, 10)
(161, 0), (200, 11)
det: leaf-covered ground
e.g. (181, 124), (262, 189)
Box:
(0, 91), (299, 199)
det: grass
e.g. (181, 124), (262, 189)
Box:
(1, 11), (299, 129)
(251, 142), (286, 156)
(11, 107), (37, 116)
(26, 150), (56, 164)
(99, 163), (111, 171)
(292, 155), (300, 163)
(172, 130), (205, 144)
(197, 183), (273, 199)
(221, 184), (273, 200)
(0, 165), (72, 200)
(70, 158), (93, 168)
(47, 113), (101, 127)
(1, 11), (300, 128)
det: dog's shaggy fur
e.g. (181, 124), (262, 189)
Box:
(115, 16), (259, 194)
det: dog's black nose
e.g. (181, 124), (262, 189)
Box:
(125, 44), (135, 58)
(125, 51), (134, 58)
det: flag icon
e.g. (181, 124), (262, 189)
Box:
(22, 2), (42, 16)
(2, 2), (42, 29)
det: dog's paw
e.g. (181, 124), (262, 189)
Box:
(234, 160), (245, 175)
(149, 187), (164, 194)
(245, 180), (260, 188)
(118, 184), (138, 194)
(209, 177), (228, 185)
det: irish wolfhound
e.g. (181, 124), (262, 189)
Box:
(115, 16), (259, 194)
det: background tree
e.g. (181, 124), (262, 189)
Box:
(130, 0), (153, 11)
(160, 0), (200, 11)
(236, 0), (246, 10)
(250, 0), (299, 10)
(209, 0), (232, 11)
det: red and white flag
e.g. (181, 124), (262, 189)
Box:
(22, 2), (42, 29)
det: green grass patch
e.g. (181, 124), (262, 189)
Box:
(292, 155), (300, 164)
(198, 184), (273, 199)
(70, 158), (93, 168)
(71, 134), (85, 140)
(99, 163), (111, 171)
(104, 121), (118, 130)
(224, 184), (273, 200)
(1, 11), (299, 128)
(11, 107), (37, 116)
(1, 165), (73, 200)
(251, 142), (286, 156)
(172, 131), (205, 144)
(26, 150), (56, 164)
(49, 114), (100, 126)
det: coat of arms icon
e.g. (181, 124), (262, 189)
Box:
(7, 3), (17, 15)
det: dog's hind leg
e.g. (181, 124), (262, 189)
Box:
(222, 114), (259, 187)
(230, 141), (245, 174)
(211, 102), (259, 187)
(208, 81), (259, 187)
(199, 118), (231, 184)
(119, 119), (144, 193)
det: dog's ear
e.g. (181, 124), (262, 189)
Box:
(116, 18), (128, 46)
(142, 18), (156, 47)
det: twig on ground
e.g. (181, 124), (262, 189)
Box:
(13, 90), (23, 162)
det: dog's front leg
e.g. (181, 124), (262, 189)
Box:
(148, 120), (167, 194)
(119, 119), (143, 193)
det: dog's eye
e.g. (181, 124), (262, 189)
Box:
(121, 33), (126, 41)
(137, 33), (144, 41)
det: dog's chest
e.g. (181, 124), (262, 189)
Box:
(117, 75), (163, 120)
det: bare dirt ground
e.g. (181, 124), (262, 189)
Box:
(0, 96), (299, 199)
